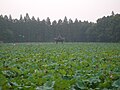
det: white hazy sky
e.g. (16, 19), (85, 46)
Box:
(0, 0), (120, 22)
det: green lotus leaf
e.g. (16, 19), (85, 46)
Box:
(112, 78), (120, 88)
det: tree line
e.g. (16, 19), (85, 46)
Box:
(0, 12), (120, 43)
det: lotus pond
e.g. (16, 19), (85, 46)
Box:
(0, 43), (120, 90)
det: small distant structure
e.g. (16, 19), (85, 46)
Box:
(0, 41), (3, 44)
(54, 34), (65, 44)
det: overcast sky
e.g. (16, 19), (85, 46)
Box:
(0, 0), (120, 22)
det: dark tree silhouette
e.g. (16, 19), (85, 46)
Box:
(0, 12), (120, 43)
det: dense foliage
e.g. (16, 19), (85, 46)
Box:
(0, 12), (120, 42)
(0, 43), (120, 89)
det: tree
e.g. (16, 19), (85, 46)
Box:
(24, 13), (30, 22)
(19, 14), (24, 22)
(4, 15), (9, 21)
(31, 16), (36, 21)
(37, 17), (40, 22)
(46, 17), (51, 26)
(0, 13), (120, 42)
(63, 16), (68, 24)
(9, 15), (12, 22)
(112, 11), (115, 16)
(58, 19), (62, 25)
(52, 20), (57, 26)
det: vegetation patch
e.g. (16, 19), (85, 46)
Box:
(0, 43), (120, 89)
